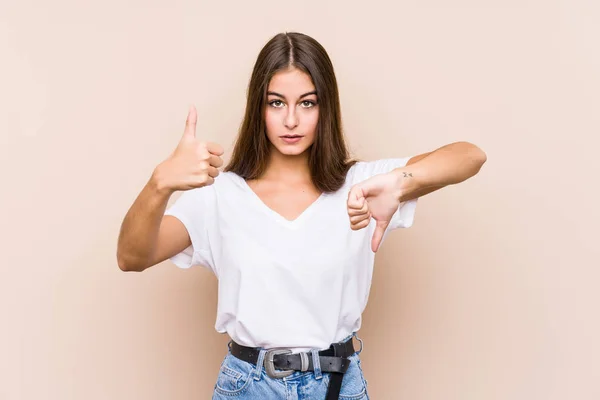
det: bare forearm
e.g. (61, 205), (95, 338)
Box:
(117, 173), (173, 271)
(393, 141), (487, 201)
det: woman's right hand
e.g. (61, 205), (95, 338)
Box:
(152, 105), (224, 193)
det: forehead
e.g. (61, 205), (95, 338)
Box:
(267, 68), (316, 95)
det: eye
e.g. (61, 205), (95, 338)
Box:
(301, 100), (317, 108)
(268, 100), (284, 108)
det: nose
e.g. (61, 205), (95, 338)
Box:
(283, 107), (299, 130)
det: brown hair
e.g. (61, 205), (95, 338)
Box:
(224, 32), (357, 193)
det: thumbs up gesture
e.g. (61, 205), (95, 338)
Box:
(153, 106), (224, 193)
(347, 172), (402, 253)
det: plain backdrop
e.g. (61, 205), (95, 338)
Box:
(1, 0), (598, 399)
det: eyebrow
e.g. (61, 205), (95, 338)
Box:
(267, 90), (317, 99)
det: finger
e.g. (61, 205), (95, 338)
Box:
(208, 154), (224, 168)
(197, 175), (214, 187)
(371, 221), (389, 252)
(183, 105), (197, 138)
(351, 218), (371, 231)
(347, 201), (369, 217)
(350, 213), (370, 224)
(207, 166), (220, 178)
(347, 187), (364, 209)
(206, 141), (224, 156)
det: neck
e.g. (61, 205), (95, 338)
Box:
(261, 147), (311, 183)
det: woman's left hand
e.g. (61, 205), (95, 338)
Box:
(347, 172), (403, 253)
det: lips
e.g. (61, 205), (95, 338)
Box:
(280, 135), (303, 144)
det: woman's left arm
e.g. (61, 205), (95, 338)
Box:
(393, 141), (487, 202)
(347, 141), (486, 252)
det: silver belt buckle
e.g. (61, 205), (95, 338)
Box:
(265, 349), (294, 379)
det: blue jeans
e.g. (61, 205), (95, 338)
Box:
(212, 333), (369, 400)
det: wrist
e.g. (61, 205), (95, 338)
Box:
(391, 167), (420, 203)
(150, 166), (175, 198)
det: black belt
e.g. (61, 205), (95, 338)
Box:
(229, 337), (356, 400)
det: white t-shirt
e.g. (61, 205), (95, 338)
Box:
(164, 158), (418, 353)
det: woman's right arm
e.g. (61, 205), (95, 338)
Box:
(116, 105), (223, 272)
(116, 174), (189, 272)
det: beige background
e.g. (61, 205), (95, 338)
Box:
(1, 0), (598, 399)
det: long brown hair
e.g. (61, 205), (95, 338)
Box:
(224, 32), (357, 193)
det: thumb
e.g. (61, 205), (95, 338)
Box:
(182, 105), (197, 139)
(371, 220), (389, 253)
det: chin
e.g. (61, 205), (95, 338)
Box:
(279, 148), (308, 156)
(273, 145), (311, 157)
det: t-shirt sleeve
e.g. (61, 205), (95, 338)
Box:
(163, 188), (216, 273)
(351, 157), (418, 230)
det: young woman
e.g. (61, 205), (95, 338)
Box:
(117, 32), (486, 400)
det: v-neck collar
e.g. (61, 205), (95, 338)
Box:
(236, 174), (327, 229)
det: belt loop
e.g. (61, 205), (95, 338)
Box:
(311, 349), (322, 380)
(253, 349), (266, 381)
(353, 332), (364, 355)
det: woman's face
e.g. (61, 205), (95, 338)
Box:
(264, 67), (319, 157)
